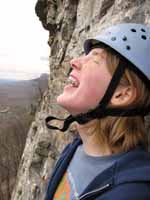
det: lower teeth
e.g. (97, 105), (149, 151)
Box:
(67, 80), (76, 87)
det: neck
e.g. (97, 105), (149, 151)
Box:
(77, 120), (112, 157)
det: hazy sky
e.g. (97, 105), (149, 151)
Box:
(0, 0), (50, 79)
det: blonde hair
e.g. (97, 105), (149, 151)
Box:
(90, 47), (150, 153)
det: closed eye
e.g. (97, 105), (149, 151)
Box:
(90, 49), (102, 56)
(92, 51), (100, 56)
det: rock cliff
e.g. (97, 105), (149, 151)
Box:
(11, 0), (150, 199)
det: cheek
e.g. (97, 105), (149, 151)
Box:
(82, 70), (111, 100)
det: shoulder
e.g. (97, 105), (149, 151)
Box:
(98, 182), (150, 200)
(98, 147), (150, 200)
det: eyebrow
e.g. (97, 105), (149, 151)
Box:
(91, 49), (101, 54)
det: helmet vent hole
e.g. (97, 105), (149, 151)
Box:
(131, 29), (136, 32)
(85, 25), (90, 32)
(111, 37), (116, 41)
(141, 28), (146, 32)
(126, 45), (131, 50)
(141, 35), (147, 40)
(122, 36), (127, 41)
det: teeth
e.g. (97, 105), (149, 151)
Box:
(67, 77), (79, 87)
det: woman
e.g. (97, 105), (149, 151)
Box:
(45, 23), (150, 200)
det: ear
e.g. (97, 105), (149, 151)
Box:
(110, 85), (137, 107)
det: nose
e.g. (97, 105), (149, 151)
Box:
(70, 57), (82, 70)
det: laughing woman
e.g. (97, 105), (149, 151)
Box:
(45, 23), (150, 200)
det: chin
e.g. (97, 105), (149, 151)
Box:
(56, 95), (66, 109)
(56, 94), (69, 108)
(56, 95), (81, 116)
(56, 94), (62, 104)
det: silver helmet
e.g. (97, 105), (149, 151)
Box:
(84, 23), (150, 81)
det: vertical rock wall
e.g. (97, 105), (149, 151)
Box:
(11, 0), (150, 199)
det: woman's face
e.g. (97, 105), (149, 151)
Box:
(57, 48), (112, 115)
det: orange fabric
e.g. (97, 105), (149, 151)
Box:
(53, 172), (71, 200)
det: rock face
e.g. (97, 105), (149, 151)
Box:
(11, 0), (150, 199)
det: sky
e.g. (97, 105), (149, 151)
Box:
(0, 0), (50, 80)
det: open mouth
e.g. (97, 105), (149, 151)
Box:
(67, 75), (80, 88)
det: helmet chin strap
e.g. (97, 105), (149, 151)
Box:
(45, 58), (150, 132)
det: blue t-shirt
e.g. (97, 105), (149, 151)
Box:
(53, 144), (125, 200)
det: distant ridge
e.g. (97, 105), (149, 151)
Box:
(0, 72), (49, 82)
(0, 73), (49, 83)
(0, 79), (18, 83)
(0, 73), (49, 107)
